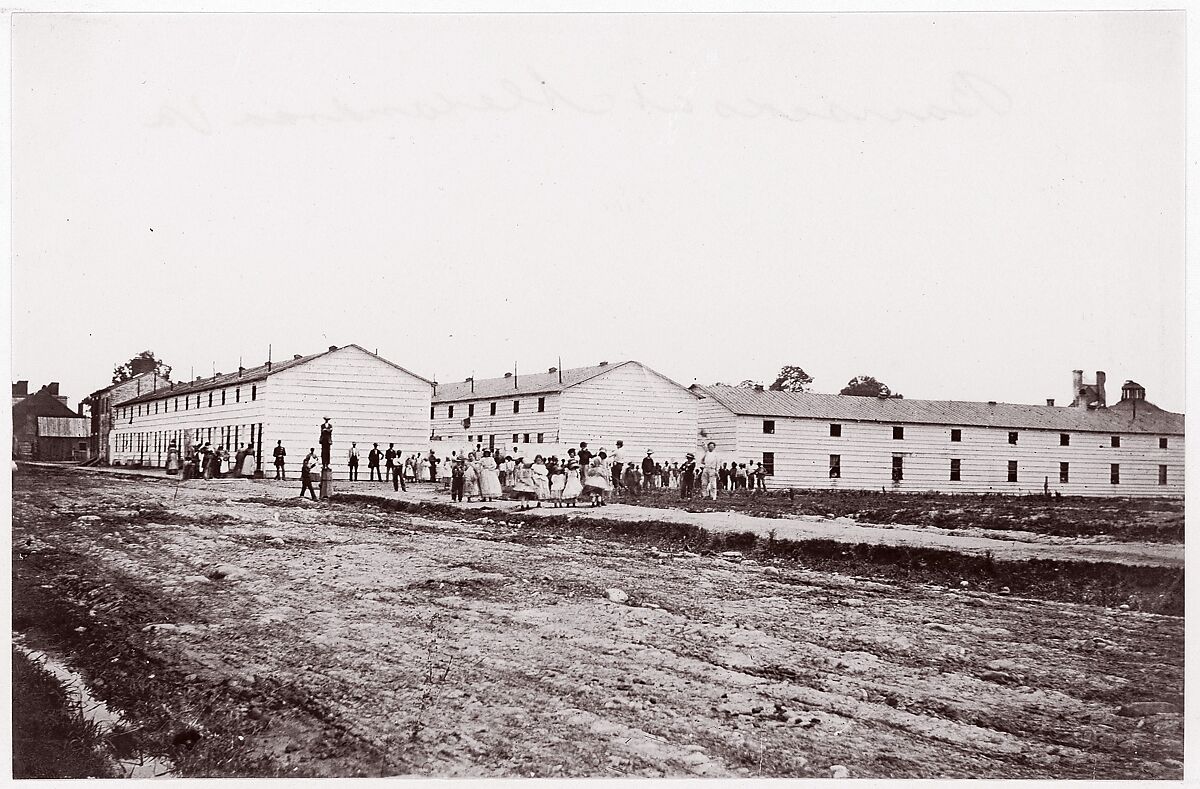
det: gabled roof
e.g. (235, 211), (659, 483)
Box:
(118, 344), (430, 407)
(432, 360), (698, 403)
(87, 370), (167, 400)
(695, 385), (1184, 435)
(13, 388), (81, 421)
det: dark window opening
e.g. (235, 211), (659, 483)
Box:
(892, 426), (904, 440)
(950, 459), (961, 481)
(512, 434), (519, 444)
(513, 400), (520, 414)
(1159, 437), (1169, 449)
(251, 386), (257, 401)
(1111, 436), (1121, 448)
(448, 405), (454, 419)
(1110, 464), (1120, 484)
(1159, 465), (1167, 485)
(490, 402), (497, 416)
(891, 455), (903, 482)
(221, 390), (226, 405)
(537, 397), (545, 413)
(950, 429), (961, 442)
(762, 452), (775, 476)
(236, 388), (240, 402)
(830, 424), (842, 437)
(828, 454), (840, 478)
(208, 392), (213, 407)
(537, 433), (544, 443)
(468, 404), (475, 417)
(1060, 433), (1070, 446)
(763, 420), (775, 435)
(1060, 462), (1069, 484)
(430, 406), (435, 419)
(523, 433), (530, 443)
(1008, 431), (1018, 445)
(1007, 460), (1018, 482)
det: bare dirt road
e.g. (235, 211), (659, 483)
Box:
(11, 467), (1185, 778)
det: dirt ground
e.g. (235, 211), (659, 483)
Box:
(10, 467), (1185, 779)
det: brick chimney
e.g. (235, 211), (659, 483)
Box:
(1070, 369), (1107, 409)
(12, 380), (28, 397)
(47, 382), (59, 396)
(1095, 371), (1106, 408)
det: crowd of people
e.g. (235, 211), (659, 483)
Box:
(164, 430), (767, 509)
(164, 440), (257, 481)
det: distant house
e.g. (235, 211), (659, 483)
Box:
(12, 383), (89, 461)
(84, 360), (171, 463)
(107, 345), (431, 479)
(694, 371), (1183, 498)
(430, 360), (700, 461)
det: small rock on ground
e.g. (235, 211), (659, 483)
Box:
(605, 588), (629, 604)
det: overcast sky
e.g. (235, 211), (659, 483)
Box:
(10, 11), (1185, 411)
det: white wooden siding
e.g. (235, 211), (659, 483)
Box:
(559, 363), (700, 461)
(265, 346), (431, 481)
(108, 382), (270, 468)
(730, 415), (1184, 497)
(698, 396), (739, 454)
(430, 392), (561, 458)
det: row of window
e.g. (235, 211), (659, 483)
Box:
(113, 424), (262, 458)
(434, 397), (547, 420)
(118, 386), (258, 422)
(456, 433), (548, 447)
(763, 421), (1172, 449)
(821, 454), (1169, 485)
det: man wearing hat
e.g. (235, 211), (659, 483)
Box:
(641, 450), (657, 491)
(319, 417), (333, 469)
(679, 453), (697, 498)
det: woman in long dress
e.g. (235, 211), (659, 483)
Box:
(478, 451), (502, 501)
(582, 456), (612, 506)
(463, 453), (481, 501)
(416, 455), (428, 483)
(165, 442), (182, 475)
(510, 458), (540, 509)
(531, 455), (550, 503)
(562, 460), (583, 506)
(240, 443), (256, 477)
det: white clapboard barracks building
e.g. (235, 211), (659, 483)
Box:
(694, 371), (1183, 497)
(430, 360), (700, 461)
(108, 345), (432, 479)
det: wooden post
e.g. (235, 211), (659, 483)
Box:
(320, 467), (333, 500)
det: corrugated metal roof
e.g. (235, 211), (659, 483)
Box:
(696, 385), (1184, 435)
(433, 361), (628, 402)
(119, 344), (430, 407)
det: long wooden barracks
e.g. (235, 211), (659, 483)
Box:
(101, 350), (1183, 497)
(693, 372), (1183, 497)
(107, 345), (431, 479)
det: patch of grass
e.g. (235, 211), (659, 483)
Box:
(12, 647), (115, 779)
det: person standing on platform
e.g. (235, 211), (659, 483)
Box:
(300, 448), (319, 500)
(273, 440), (287, 479)
(319, 417), (333, 469)
(368, 443), (383, 482)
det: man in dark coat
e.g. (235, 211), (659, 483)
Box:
(368, 443), (383, 482)
(273, 440), (287, 479)
(319, 417), (333, 468)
